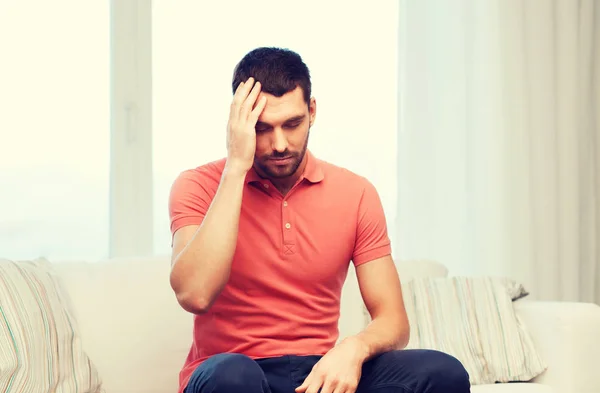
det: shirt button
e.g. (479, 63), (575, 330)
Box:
(283, 201), (288, 207)
(285, 223), (291, 229)
(263, 183), (269, 189)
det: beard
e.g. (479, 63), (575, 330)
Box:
(254, 132), (310, 179)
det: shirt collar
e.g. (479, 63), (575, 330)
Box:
(302, 150), (325, 183)
(245, 149), (324, 185)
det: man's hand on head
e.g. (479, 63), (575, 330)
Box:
(295, 337), (369, 393)
(225, 77), (267, 175)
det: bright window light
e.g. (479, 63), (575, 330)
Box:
(0, 1), (110, 260)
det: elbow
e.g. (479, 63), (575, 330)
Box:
(175, 290), (212, 315)
(170, 270), (213, 315)
(398, 325), (410, 349)
(169, 255), (230, 315)
(395, 321), (411, 349)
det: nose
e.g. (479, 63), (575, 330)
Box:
(271, 128), (288, 153)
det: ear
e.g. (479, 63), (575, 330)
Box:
(309, 97), (317, 127)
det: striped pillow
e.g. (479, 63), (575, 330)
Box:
(0, 258), (103, 393)
(401, 277), (547, 385)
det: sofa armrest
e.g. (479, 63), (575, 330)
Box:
(514, 300), (600, 393)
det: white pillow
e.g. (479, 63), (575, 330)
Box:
(401, 276), (546, 385)
(0, 258), (103, 393)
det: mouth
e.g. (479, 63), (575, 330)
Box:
(267, 156), (294, 165)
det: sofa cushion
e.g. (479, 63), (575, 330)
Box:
(0, 258), (103, 393)
(400, 277), (547, 385)
(52, 256), (192, 393)
(359, 259), (449, 330)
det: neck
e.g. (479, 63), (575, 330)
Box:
(267, 154), (309, 196)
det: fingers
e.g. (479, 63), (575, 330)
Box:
(320, 380), (337, 393)
(229, 80), (248, 120)
(297, 375), (356, 393)
(304, 377), (323, 393)
(296, 372), (318, 393)
(231, 77), (261, 120)
(240, 80), (262, 118)
(337, 381), (358, 393)
(295, 375), (310, 392)
(249, 96), (267, 123)
(297, 371), (324, 393)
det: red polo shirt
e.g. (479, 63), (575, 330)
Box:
(169, 150), (391, 392)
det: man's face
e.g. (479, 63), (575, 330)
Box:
(253, 86), (316, 179)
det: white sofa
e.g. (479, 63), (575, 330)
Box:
(50, 256), (600, 393)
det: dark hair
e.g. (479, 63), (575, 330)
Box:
(232, 47), (312, 105)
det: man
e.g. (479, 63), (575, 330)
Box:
(169, 47), (470, 393)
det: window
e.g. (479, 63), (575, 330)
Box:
(0, 1), (110, 261)
(152, 1), (399, 255)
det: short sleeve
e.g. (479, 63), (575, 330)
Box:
(168, 169), (213, 238)
(352, 180), (392, 266)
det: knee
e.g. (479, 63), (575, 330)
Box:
(209, 353), (264, 386)
(187, 353), (266, 393)
(417, 350), (470, 392)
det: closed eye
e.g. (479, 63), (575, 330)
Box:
(255, 115), (306, 132)
(284, 122), (301, 129)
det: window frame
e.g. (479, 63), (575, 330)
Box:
(109, 0), (154, 257)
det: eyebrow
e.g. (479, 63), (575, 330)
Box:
(256, 115), (306, 128)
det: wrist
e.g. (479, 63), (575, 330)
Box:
(344, 335), (371, 362)
(223, 162), (250, 180)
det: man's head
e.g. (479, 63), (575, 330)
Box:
(232, 47), (316, 180)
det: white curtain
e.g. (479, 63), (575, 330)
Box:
(397, 0), (600, 303)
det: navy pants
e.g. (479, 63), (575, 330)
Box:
(184, 349), (470, 393)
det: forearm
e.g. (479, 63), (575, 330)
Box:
(170, 167), (247, 313)
(350, 314), (410, 362)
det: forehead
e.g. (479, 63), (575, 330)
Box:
(257, 86), (307, 124)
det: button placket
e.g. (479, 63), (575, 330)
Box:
(281, 198), (295, 255)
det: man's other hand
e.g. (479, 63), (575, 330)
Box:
(295, 337), (368, 393)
